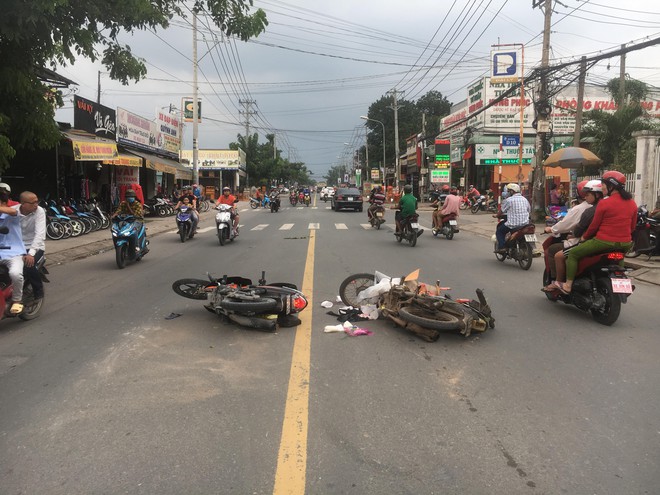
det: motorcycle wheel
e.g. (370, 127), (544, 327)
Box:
(590, 277), (621, 326)
(339, 273), (377, 307)
(46, 221), (65, 240)
(77, 217), (92, 234)
(172, 278), (211, 300)
(250, 201), (258, 209)
(70, 219), (84, 237)
(518, 242), (533, 270)
(115, 244), (127, 269)
(445, 227), (454, 240)
(219, 297), (279, 312)
(495, 244), (506, 262)
(471, 204), (480, 214)
(218, 226), (227, 246)
(180, 223), (188, 243)
(408, 228), (417, 247)
(100, 215), (111, 230)
(19, 282), (43, 320)
(624, 237), (644, 258)
(61, 221), (73, 238)
(376, 219), (381, 230)
(398, 305), (462, 331)
(156, 206), (168, 217)
(459, 202), (469, 210)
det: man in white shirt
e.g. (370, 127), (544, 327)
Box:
(14, 191), (46, 300)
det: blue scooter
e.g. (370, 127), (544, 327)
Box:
(112, 214), (149, 268)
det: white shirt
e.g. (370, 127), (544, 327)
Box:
(14, 205), (46, 256)
(550, 201), (592, 236)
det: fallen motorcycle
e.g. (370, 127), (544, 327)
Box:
(338, 270), (494, 340)
(172, 271), (308, 331)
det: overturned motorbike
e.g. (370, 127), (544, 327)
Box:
(338, 270), (494, 341)
(172, 271), (308, 331)
(112, 214), (149, 269)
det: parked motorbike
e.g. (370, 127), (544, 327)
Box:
(338, 270), (494, 340)
(626, 205), (660, 258)
(492, 216), (537, 270)
(395, 213), (422, 247)
(270, 193), (281, 213)
(215, 203), (238, 246)
(0, 227), (48, 321)
(111, 214), (149, 268)
(249, 196), (270, 209)
(432, 212), (458, 240)
(541, 245), (633, 326)
(471, 195), (498, 214)
(172, 271), (308, 332)
(176, 205), (195, 243)
(368, 204), (386, 229)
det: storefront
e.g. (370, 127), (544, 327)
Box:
(180, 149), (246, 199)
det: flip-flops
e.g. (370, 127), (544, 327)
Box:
(9, 302), (24, 314)
(541, 281), (571, 295)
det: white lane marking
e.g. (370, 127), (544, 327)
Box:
(311, 207), (318, 209)
(197, 226), (216, 233)
(308, 223), (319, 230)
(335, 223), (348, 230)
(280, 224), (294, 230)
(251, 224), (269, 231)
(361, 224), (372, 229)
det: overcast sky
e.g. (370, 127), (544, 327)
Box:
(54, 0), (660, 179)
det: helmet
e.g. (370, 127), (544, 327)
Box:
(125, 189), (136, 198)
(450, 187), (457, 194)
(601, 170), (626, 189)
(469, 184), (474, 190)
(506, 183), (521, 193)
(582, 179), (603, 194)
(576, 180), (589, 198)
(441, 184), (450, 192)
(223, 186), (231, 192)
(403, 184), (412, 193)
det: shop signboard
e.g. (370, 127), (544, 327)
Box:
(491, 49), (522, 84)
(475, 143), (535, 165)
(180, 149), (246, 170)
(483, 78), (533, 132)
(155, 110), (181, 157)
(182, 98), (202, 122)
(74, 95), (116, 139)
(117, 107), (157, 152)
(431, 169), (450, 183)
(114, 166), (140, 187)
(466, 78), (485, 128)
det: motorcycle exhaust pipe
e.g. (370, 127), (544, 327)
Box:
(228, 313), (277, 332)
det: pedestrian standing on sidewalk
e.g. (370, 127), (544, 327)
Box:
(15, 191), (46, 301)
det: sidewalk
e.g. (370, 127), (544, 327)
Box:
(44, 204), (660, 286)
(418, 201), (660, 287)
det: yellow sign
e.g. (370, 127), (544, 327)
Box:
(103, 154), (142, 168)
(72, 140), (118, 161)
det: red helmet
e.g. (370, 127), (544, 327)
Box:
(441, 185), (450, 192)
(576, 180), (589, 199)
(601, 170), (626, 189)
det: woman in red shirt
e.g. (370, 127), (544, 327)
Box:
(559, 171), (637, 294)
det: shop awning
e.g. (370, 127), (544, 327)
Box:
(62, 129), (118, 161)
(128, 150), (189, 177)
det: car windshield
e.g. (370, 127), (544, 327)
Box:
(337, 188), (360, 195)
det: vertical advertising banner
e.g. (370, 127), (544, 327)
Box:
(155, 110), (181, 157)
(73, 95), (116, 140)
(467, 78), (485, 128)
(117, 107), (157, 152)
(182, 98), (202, 123)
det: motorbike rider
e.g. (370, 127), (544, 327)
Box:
(0, 190), (26, 314)
(544, 180), (604, 291)
(494, 183), (531, 253)
(177, 186), (199, 233)
(16, 191), (46, 302)
(367, 186), (386, 220)
(395, 184), (420, 235)
(432, 187), (460, 234)
(112, 189), (147, 252)
(557, 171), (637, 295)
(216, 186), (240, 236)
(541, 180), (591, 288)
(467, 184), (481, 205)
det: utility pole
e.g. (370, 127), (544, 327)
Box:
(192, 12), (199, 187)
(239, 99), (257, 187)
(388, 88), (402, 189)
(97, 71), (101, 104)
(573, 56), (587, 147)
(531, 0), (553, 219)
(619, 45), (626, 105)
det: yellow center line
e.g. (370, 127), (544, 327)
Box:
(273, 229), (315, 495)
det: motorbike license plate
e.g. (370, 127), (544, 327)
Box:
(411, 223), (420, 229)
(376, 211), (384, 217)
(449, 220), (457, 225)
(611, 278), (633, 294)
(524, 234), (537, 242)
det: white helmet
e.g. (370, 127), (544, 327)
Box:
(506, 183), (521, 193)
(582, 179), (603, 194)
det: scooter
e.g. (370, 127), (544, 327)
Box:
(626, 204), (660, 258)
(270, 193), (281, 213)
(303, 192), (311, 207)
(176, 205), (195, 243)
(172, 271), (308, 332)
(368, 204), (386, 229)
(492, 216), (537, 270)
(111, 214), (149, 268)
(0, 227), (48, 321)
(395, 214), (422, 247)
(432, 212), (458, 240)
(289, 193), (298, 206)
(471, 195), (498, 214)
(215, 203), (238, 246)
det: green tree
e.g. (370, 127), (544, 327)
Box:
(582, 78), (656, 173)
(0, 0), (268, 171)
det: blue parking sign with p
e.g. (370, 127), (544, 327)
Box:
(491, 50), (520, 83)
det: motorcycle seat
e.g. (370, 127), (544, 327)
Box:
(576, 250), (625, 275)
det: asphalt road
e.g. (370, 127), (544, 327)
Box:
(1, 195), (658, 494)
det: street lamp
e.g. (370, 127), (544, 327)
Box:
(360, 116), (387, 187)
